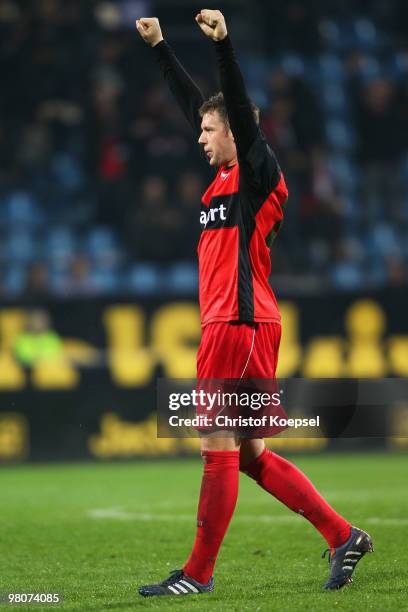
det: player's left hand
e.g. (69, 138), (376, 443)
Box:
(195, 9), (228, 41)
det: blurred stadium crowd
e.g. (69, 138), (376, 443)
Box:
(1, 0), (408, 300)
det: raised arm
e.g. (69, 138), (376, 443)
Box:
(196, 10), (281, 188)
(136, 18), (204, 136)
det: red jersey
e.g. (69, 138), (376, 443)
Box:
(154, 37), (288, 325)
(198, 142), (288, 325)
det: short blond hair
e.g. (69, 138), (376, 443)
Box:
(199, 91), (260, 129)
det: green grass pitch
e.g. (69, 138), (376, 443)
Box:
(1, 453), (408, 611)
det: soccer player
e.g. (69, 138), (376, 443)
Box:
(136, 9), (373, 596)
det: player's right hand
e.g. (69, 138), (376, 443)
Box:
(136, 17), (163, 47)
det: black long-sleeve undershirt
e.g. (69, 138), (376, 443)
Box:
(153, 40), (204, 136)
(213, 36), (259, 159)
(153, 35), (280, 189)
(216, 37), (281, 189)
(153, 36), (258, 156)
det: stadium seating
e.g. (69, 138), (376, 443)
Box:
(0, 4), (407, 298)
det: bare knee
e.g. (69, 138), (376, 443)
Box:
(239, 438), (265, 470)
(200, 432), (240, 455)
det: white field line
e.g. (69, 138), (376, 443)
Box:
(87, 508), (408, 526)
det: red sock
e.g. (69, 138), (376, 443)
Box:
(183, 450), (240, 584)
(242, 448), (351, 548)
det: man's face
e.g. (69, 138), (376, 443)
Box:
(198, 110), (237, 167)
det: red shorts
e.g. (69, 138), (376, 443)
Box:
(197, 321), (281, 379)
(196, 322), (287, 437)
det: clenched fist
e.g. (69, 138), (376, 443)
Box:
(195, 9), (228, 41)
(136, 17), (163, 47)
